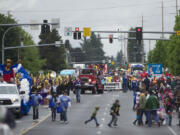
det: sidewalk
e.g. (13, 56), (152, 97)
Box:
(13, 105), (51, 135)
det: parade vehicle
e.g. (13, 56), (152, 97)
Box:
(0, 83), (25, 118)
(79, 68), (103, 94)
(0, 59), (32, 117)
(129, 63), (144, 76)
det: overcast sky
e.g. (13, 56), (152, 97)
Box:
(0, 0), (178, 59)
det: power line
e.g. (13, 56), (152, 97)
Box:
(0, 1), (176, 13)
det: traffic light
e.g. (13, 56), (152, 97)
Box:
(73, 32), (77, 39)
(73, 27), (81, 40)
(78, 32), (81, 39)
(109, 35), (113, 43)
(41, 20), (50, 34)
(136, 27), (143, 41)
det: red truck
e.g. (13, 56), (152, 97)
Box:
(79, 68), (104, 94)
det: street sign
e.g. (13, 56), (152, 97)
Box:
(148, 64), (162, 75)
(83, 27), (91, 37)
(55, 41), (61, 47)
(64, 27), (72, 36)
(177, 30), (180, 36)
(111, 61), (115, 65)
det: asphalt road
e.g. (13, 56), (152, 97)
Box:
(21, 91), (180, 135)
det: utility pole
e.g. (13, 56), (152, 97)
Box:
(162, 0), (165, 38)
(176, 0), (179, 16)
(149, 40), (151, 53)
(141, 15), (144, 63)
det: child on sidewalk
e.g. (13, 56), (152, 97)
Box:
(85, 107), (100, 127)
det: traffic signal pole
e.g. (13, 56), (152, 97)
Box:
(98, 37), (170, 41)
(72, 30), (176, 34)
(1, 22), (59, 64)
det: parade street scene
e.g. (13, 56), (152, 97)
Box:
(0, 0), (180, 135)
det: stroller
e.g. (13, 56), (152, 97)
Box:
(157, 107), (166, 126)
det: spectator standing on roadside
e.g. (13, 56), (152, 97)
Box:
(144, 76), (150, 91)
(30, 90), (42, 122)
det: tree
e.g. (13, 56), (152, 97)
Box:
(0, 13), (45, 74)
(167, 15), (180, 75)
(20, 32), (46, 74)
(148, 15), (180, 75)
(81, 33), (105, 62)
(147, 40), (168, 68)
(0, 13), (20, 63)
(39, 29), (66, 72)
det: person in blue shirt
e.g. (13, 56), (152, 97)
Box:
(123, 75), (127, 92)
(59, 92), (71, 124)
(74, 78), (81, 103)
(132, 79), (138, 94)
(30, 91), (42, 122)
(47, 93), (58, 121)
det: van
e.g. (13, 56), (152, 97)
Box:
(0, 83), (25, 117)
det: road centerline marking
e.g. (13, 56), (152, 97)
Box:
(168, 126), (178, 135)
(19, 113), (51, 135)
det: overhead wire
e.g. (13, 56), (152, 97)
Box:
(0, 0), (177, 13)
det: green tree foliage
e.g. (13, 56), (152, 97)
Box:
(20, 32), (46, 74)
(81, 33), (105, 62)
(148, 15), (180, 75)
(0, 13), (19, 62)
(0, 13), (45, 74)
(39, 29), (66, 72)
(147, 40), (168, 68)
(166, 15), (180, 75)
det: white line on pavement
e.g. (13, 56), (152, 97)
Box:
(168, 126), (178, 135)
(19, 113), (51, 135)
(96, 131), (102, 134)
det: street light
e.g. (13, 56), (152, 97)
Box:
(2, 26), (20, 64)
(1, 22), (59, 64)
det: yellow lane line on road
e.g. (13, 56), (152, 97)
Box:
(19, 113), (51, 135)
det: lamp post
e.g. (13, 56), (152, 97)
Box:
(2, 26), (19, 64)
(1, 22), (59, 64)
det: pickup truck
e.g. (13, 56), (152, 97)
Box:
(0, 83), (25, 118)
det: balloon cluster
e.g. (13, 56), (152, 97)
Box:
(20, 79), (30, 103)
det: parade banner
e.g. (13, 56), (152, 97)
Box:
(148, 64), (162, 75)
(104, 82), (122, 91)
